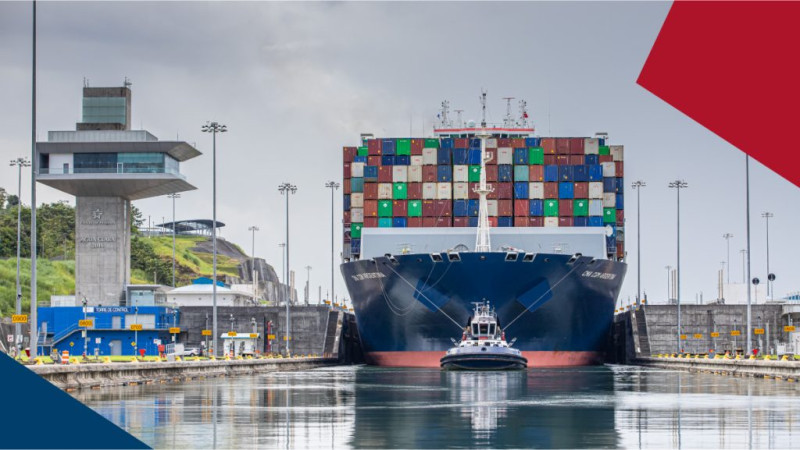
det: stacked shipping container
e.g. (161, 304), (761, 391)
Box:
(343, 136), (625, 261)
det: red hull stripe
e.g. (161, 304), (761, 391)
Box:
(366, 351), (603, 368)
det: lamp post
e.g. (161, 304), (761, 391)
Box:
(167, 193), (180, 287)
(668, 179), (688, 353)
(278, 183), (297, 355)
(761, 212), (774, 299)
(30, 0), (39, 361)
(722, 233), (733, 285)
(304, 265), (312, 305)
(665, 265), (672, 303)
(631, 180), (646, 307)
(201, 121), (227, 357)
(81, 296), (88, 358)
(325, 181), (340, 308)
(740, 249), (747, 284)
(10, 157), (30, 355)
(278, 242), (286, 303)
(248, 226), (259, 303)
(745, 155), (752, 354)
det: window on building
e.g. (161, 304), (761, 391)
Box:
(82, 97), (127, 125)
(74, 153), (117, 173)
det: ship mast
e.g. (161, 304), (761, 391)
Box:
(475, 90), (493, 252)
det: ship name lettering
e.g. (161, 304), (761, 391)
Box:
(351, 272), (386, 281)
(581, 270), (616, 280)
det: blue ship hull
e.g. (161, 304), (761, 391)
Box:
(341, 252), (626, 367)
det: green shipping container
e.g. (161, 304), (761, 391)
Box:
(424, 138), (440, 148)
(393, 182), (407, 199)
(468, 165), (481, 182)
(603, 207), (616, 223)
(408, 200), (422, 217)
(599, 146), (610, 155)
(357, 146), (369, 156)
(378, 200), (393, 217)
(574, 199), (588, 216)
(351, 223), (362, 238)
(378, 218), (393, 228)
(529, 147), (544, 165)
(396, 139), (411, 156)
(544, 199), (559, 217)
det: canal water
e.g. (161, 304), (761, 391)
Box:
(73, 365), (800, 448)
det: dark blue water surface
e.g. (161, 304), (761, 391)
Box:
(72, 365), (800, 448)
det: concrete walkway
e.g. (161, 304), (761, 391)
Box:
(636, 355), (800, 380)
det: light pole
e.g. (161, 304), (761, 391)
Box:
(304, 265), (312, 305)
(201, 121), (227, 357)
(665, 265), (672, 303)
(631, 180), (646, 307)
(722, 233), (733, 285)
(278, 242), (286, 303)
(30, 0), (39, 361)
(745, 155), (752, 354)
(325, 181), (340, 308)
(10, 157), (30, 355)
(668, 179), (688, 353)
(278, 182), (297, 355)
(740, 249), (747, 284)
(81, 296), (88, 358)
(761, 212), (774, 299)
(248, 226), (259, 303)
(167, 193), (180, 287)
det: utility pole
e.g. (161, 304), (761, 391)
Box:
(29, 0), (39, 361)
(278, 183), (297, 355)
(278, 243), (286, 303)
(167, 193), (180, 287)
(668, 180), (688, 353)
(631, 180), (646, 306)
(740, 249), (747, 284)
(761, 212), (774, 299)
(10, 157), (30, 355)
(722, 233), (733, 285)
(745, 155), (752, 354)
(325, 181), (340, 308)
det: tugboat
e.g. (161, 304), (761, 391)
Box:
(440, 302), (528, 370)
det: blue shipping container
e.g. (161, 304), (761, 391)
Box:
(468, 217), (478, 227)
(343, 194), (351, 211)
(468, 199), (479, 216)
(603, 177), (616, 192)
(498, 165), (513, 182)
(529, 199), (544, 216)
(615, 177), (625, 194)
(437, 165), (453, 182)
(441, 138), (454, 149)
(559, 182), (574, 199)
(453, 200), (469, 217)
(574, 217), (588, 227)
(350, 178), (364, 193)
(468, 149), (482, 165)
(382, 139), (396, 155)
(514, 182), (529, 199)
(469, 138), (481, 149)
(598, 138), (606, 146)
(351, 239), (361, 253)
(378, 218), (393, 228)
(453, 148), (469, 165)
(574, 165), (589, 182)
(395, 155), (411, 166)
(558, 165), (574, 182)
(588, 165), (603, 181)
(616, 193), (624, 210)
(585, 154), (599, 165)
(525, 137), (541, 147)
(392, 217), (407, 228)
(437, 148), (452, 165)
(353, 156), (367, 164)
(588, 216), (603, 227)
(498, 217), (513, 227)
(514, 165), (529, 182)
(544, 165), (559, 182)
(381, 155), (395, 166)
(513, 148), (528, 165)
(364, 166), (378, 180)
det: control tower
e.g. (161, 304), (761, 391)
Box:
(36, 84), (201, 306)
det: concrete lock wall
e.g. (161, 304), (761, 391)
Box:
(75, 196), (131, 306)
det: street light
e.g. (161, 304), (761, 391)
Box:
(201, 121), (227, 357)
(665, 265), (672, 304)
(668, 179), (688, 353)
(631, 180), (646, 307)
(722, 233), (733, 285)
(761, 212), (774, 299)
(304, 265), (312, 305)
(325, 181), (340, 308)
(278, 182), (297, 355)
(745, 155), (752, 354)
(10, 157), (30, 355)
(167, 193), (180, 287)
(740, 249), (747, 284)
(248, 226), (259, 303)
(278, 242), (286, 303)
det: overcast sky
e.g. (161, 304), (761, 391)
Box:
(1, 1), (797, 305)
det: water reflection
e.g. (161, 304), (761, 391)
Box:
(71, 366), (800, 449)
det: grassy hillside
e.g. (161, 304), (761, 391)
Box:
(0, 258), (75, 316)
(134, 235), (242, 285)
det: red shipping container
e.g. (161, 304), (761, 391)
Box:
(569, 155), (584, 165)
(511, 138), (525, 148)
(364, 217), (378, 227)
(569, 138), (584, 155)
(514, 216), (530, 227)
(368, 156), (381, 166)
(378, 166), (393, 182)
(529, 217), (544, 227)
(454, 138), (469, 148)
(616, 242), (625, 259)
(556, 138), (570, 155)
(574, 182), (589, 198)
(407, 182), (422, 199)
(468, 183), (479, 199)
(497, 183), (513, 199)
(615, 161), (624, 177)
(453, 217), (469, 227)
(559, 217), (574, 227)
(487, 186), (498, 200)
(541, 138), (556, 154)
(599, 154), (613, 163)
(343, 146), (357, 161)
(422, 166), (437, 182)
(616, 210), (625, 226)
(556, 155), (569, 166)
(514, 199), (529, 217)
(559, 200), (574, 216)
(486, 165), (498, 182)
(543, 183), (558, 199)
(411, 138), (424, 155)
(529, 165), (544, 182)
(393, 200), (408, 216)
(423, 217), (437, 227)
(407, 217), (423, 227)
(544, 155), (557, 165)
(364, 183), (378, 199)
(498, 200), (513, 216)
(488, 217), (498, 227)
(497, 138), (512, 148)
(343, 179), (351, 194)
(436, 217), (452, 227)
(364, 200), (378, 217)
(422, 200), (436, 217)
(435, 199), (452, 216)
(485, 149), (497, 165)
(367, 139), (382, 155)
(343, 162), (351, 179)
(343, 211), (351, 224)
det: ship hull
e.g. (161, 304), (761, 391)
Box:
(341, 252), (626, 368)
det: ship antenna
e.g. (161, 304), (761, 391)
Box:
(502, 97), (515, 127)
(518, 99), (528, 127)
(454, 109), (464, 128)
(474, 90), (493, 252)
(440, 100), (451, 128)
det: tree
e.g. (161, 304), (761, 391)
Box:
(0, 188), (6, 209)
(131, 204), (144, 235)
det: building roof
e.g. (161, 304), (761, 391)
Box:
(36, 141), (201, 162)
(169, 284), (252, 297)
(156, 220), (226, 232)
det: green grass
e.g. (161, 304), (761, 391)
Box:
(145, 236), (241, 280)
(0, 258), (74, 315)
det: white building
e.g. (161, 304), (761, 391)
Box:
(167, 283), (256, 307)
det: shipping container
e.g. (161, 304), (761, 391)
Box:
(544, 165), (558, 182)
(408, 217), (423, 227)
(344, 162), (352, 179)
(422, 182), (437, 200)
(584, 138), (599, 155)
(514, 165), (529, 182)
(610, 145), (624, 161)
(407, 165), (422, 183)
(437, 183), (452, 200)
(453, 165), (469, 182)
(616, 210), (625, 226)
(603, 177), (616, 193)
(364, 165), (378, 181)
(573, 199), (588, 216)
(408, 200), (422, 217)
(453, 149), (468, 165)
(467, 149), (482, 165)
(392, 166), (408, 183)
(588, 216), (602, 227)
(588, 182), (603, 199)
(559, 181), (574, 199)
(407, 182), (422, 199)
(364, 217), (378, 227)
(514, 182), (529, 199)
(513, 148), (528, 165)
(382, 139), (396, 155)
(541, 138), (556, 155)
(351, 192), (364, 208)
(529, 147), (544, 165)
(529, 216), (544, 227)
(529, 199), (544, 216)
(436, 199), (452, 217)
(468, 183), (479, 200)
(437, 165), (452, 182)
(513, 199), (528, 217)
(524, 137), (540, 147)
(599, 154), (613, 164)
(558, 165), (574, 182)
(440, 138), (453, 149)
(598, 145), (610, 156)
(381, 155), (394, 166)
(378, 166), (393, 182)
(569, 155), (584, 165)
(357, 146), (369, 157)
(393, 183), (407, 200)
(453, 217), (469, 227)
(603, 207), (616, 223)
(422, 148), (437, 165)
(454, 138), (468, 148)
(574, 216), (588, 227)
(396, 139), (411, 156)
(487, 199), (498, 216)
(344, 146), (357, 161)
(368, 139), (382, 155)
(498, 165), (513, 182)
(378, 200), (393, 217)
(378, 183), (393, 199)
(588, 199), (603, 217)
(344, 194), (351, 211)
(544, 217), (558, 227)
(364, 200), (378, 217)
(378, 218), (393, 228)
(514, 216), (529, 227)
(544, 155), (557, 165)
(351, 208), (364, 223)
(411, 139), (424, 155)
(364, 183), (378, 199)
(615, 161), (624, 178)
(601, 161), (616, 177)
(454, 199), (469, 217)
(529, 165), (544, 182)
(569, 138), (584, 155)
(437, 148), (452, 165)
(574, 165), (588, 182)
(559, 217), (574, 227)
(351, 178), (364, 193)
(453, 182), (469, 200)
(556, 155), (569, 166)
(616, 193), (624, 210)
(585, 154), (599, 166)
(543, 182), (558, 199)
(529, 182), (544, 199)
(544, 199), (559, 217)
(393, 200), (408, 216)
(497, 183), (513, 199)
(603, 192), (616, 208)
(395, 155), (410, 166)
(485, 165), (498, 182)
(559, 199), (574, 216)
(392, 217), (407, 228)
(486, 138), (498, 148)
(425, 138), (440, 148)
(468, 166), (481, 182)
(351, 223), (362, 238)
(422, 166), (437, 182)
(498, 217), (513, 227)
(468, 199), (479, 217)
(410, 155), (424, 166)
(497, 148), (513, 165)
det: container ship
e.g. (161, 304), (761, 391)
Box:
(340, 93), (627, 367)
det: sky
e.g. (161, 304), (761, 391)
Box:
(0, 1), (797, 306)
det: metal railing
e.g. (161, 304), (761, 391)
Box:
(39, 167), (183, 177)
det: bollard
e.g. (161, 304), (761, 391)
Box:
(61, 350), (70, 365)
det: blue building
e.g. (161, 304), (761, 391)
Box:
(37, 306), (179, 357)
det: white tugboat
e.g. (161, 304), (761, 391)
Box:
(440, 302), (528, 370)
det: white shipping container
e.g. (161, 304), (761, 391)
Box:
(378, 183), (393, 199)
(544, 217), (559, 227)
(584, 138), (599, 155)
(529, 182), (544, 199)
(601, 162), (616, 177)
(408, 165), (422, 182)
(610, 145), (624, 161)
(351, 162), (365, 178)
(410, 155), (424, 166)
(351, 193), (364, 208)
(603, 192), (616, 208)
(392, 166), (408, 183)
(497, 148), (513, 165)
(453, 165), (469, 182)
(486, 138), (498, 148)
(437, 183), (452, 200)
(487, 200), (498, 217)
(422, 148), (437, 165)
(422, 183), (437, 200)
(453, 182), (469, 199)
(350, 208), (364, 223)
(589, 199), (604, 216)
(589, 182), (604, 199)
